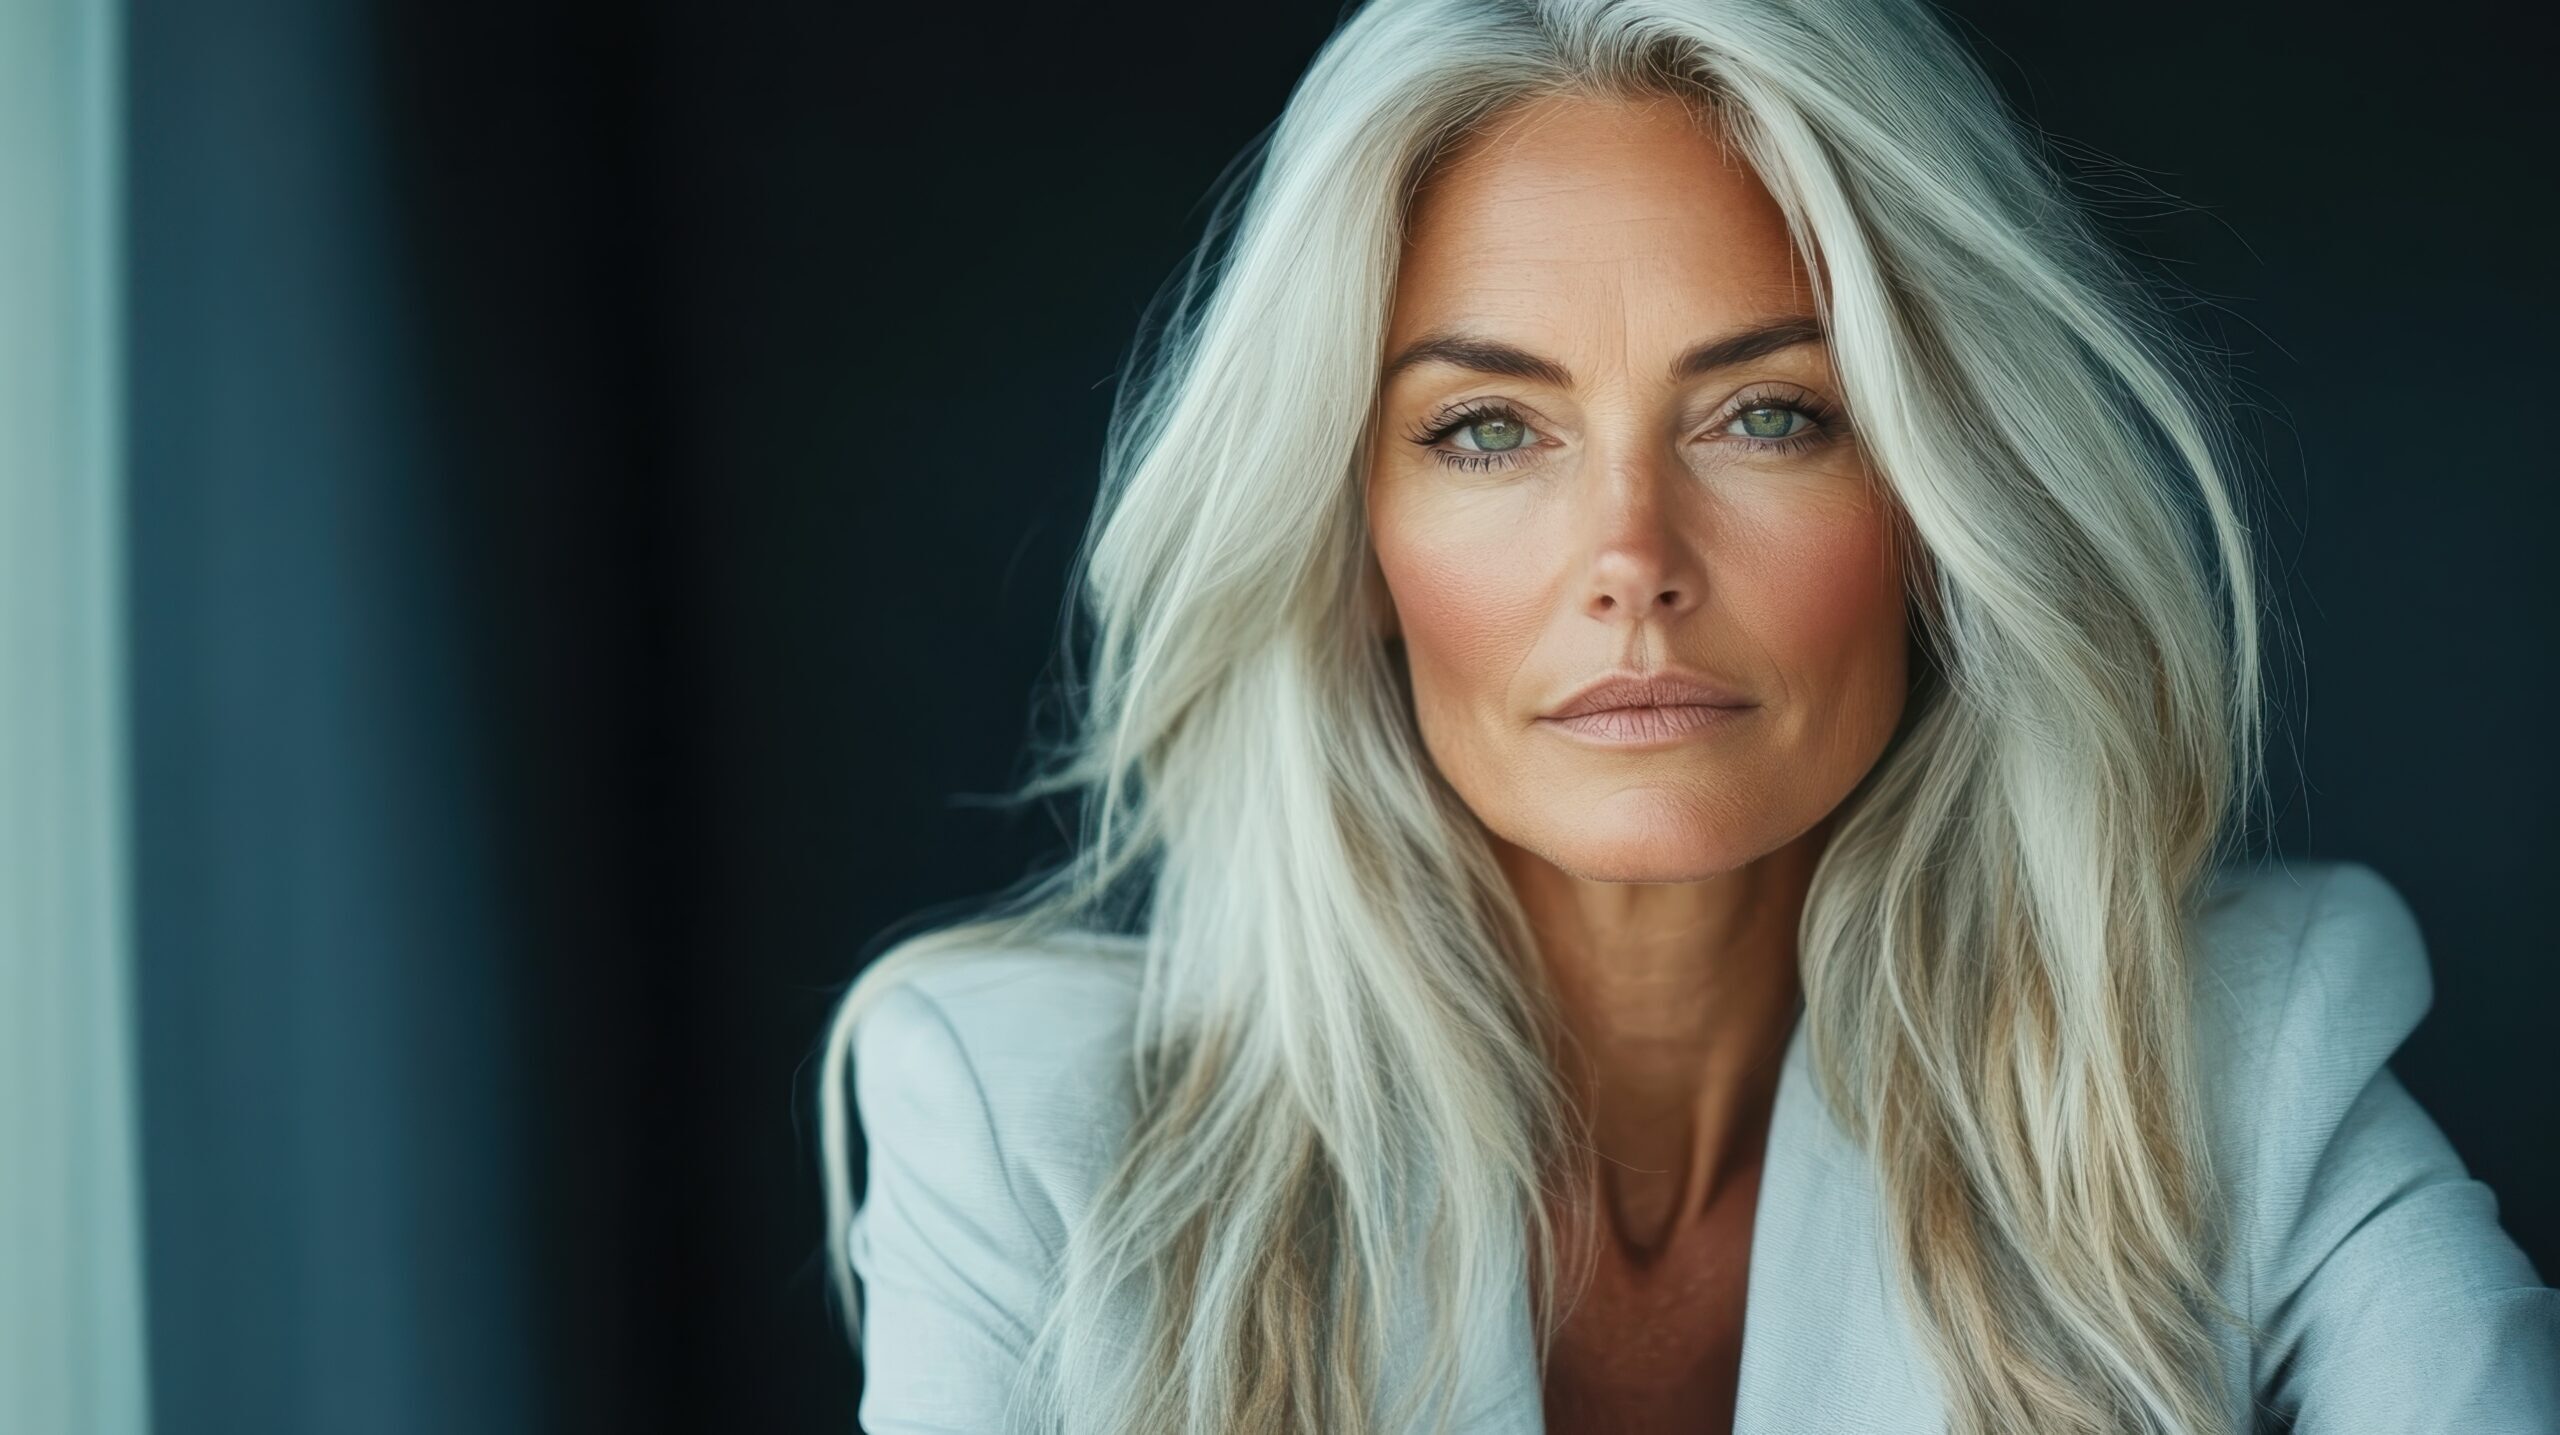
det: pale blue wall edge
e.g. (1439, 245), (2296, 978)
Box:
(125, 1), (537, 1431)
(0, 0), (152, 1430)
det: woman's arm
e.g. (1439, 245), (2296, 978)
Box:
(848, 978), (1055, 1433)
(2245, 863), (2560, 1431)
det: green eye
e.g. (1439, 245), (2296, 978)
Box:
(1410, 402), (1543, 473)
(1733, 405), (1806, 439)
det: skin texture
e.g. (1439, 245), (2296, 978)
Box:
(1363, 92), (1915, 1434)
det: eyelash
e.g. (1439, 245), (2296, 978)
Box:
(1403, 390), (1844, 473)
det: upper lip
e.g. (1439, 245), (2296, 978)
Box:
(1543, 668), (1756, 720)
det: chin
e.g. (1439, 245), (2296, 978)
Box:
(1548, 848), (1742, 885)
(1521, 814), (1759, 885)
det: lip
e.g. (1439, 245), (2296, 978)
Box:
(1537, 668), (1758, 747)
(1542, 669), (1756, 720)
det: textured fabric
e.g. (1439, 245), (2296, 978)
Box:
(844, 861), (2560, 1432)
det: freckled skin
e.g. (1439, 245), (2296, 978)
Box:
(1363, 93), (1914, 1434)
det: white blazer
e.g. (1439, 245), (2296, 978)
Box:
(843, 860), (2560, 1432)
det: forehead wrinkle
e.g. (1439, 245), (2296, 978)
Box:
(1413, 195), (1770, 305)
(1421, 172), (1710, 247)
(1391, 260), (1609, 335)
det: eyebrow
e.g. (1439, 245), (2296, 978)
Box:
(1381, 314), (1827, 388)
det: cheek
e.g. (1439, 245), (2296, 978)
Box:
(1370, 496), (1548, 725)
(1723, 496), (1908, 722)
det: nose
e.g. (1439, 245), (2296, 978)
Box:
(1577, 446), (1703, 624)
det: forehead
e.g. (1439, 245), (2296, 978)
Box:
(1390, 94), (1815, 345)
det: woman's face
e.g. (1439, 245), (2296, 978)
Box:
(1365, 93), (1912, 884)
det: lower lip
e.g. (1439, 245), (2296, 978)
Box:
(1538, 703), (1756, 746)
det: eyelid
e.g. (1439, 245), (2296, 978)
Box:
(1702, 382), (1835, 431)
(1410, 394), (1562, 440)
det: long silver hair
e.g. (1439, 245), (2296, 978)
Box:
(818, 1), (2274, 1431)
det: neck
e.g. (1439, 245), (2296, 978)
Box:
(1496, 822), (1824, 1259)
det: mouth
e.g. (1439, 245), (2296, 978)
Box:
(1538, 668), (1758, 746)
(1536, 701), (1755, 745)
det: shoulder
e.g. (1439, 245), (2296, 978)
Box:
(2188, 857), (2509, 1279)
(2186, 858), (2435, 1181)
(2186, 866), (2560, 1416)
(2188, 860), (2436, 1268)
(839, 937), (1148, 1421)
(2189, 857), (2432, 1080)
(849, 929), (1147, 1252)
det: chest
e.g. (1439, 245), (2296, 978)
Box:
(1538, 1165), (1762, 1435)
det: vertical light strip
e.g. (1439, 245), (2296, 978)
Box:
(0, 0), (153, 1429)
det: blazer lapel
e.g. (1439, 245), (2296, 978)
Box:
(1444, 1012), (1948, 1433)
(1729, 1013), (1946, 1434)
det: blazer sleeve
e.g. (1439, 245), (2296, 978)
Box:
(2245, 862), (2560, 1432)
(847, 978), (1056, 1434)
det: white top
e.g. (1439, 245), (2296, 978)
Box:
(844, 859), (2560, 1432)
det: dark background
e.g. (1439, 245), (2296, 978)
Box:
(126, 0), (2558, 1431)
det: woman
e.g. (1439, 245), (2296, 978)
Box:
(815, 0), (2560, 1431)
